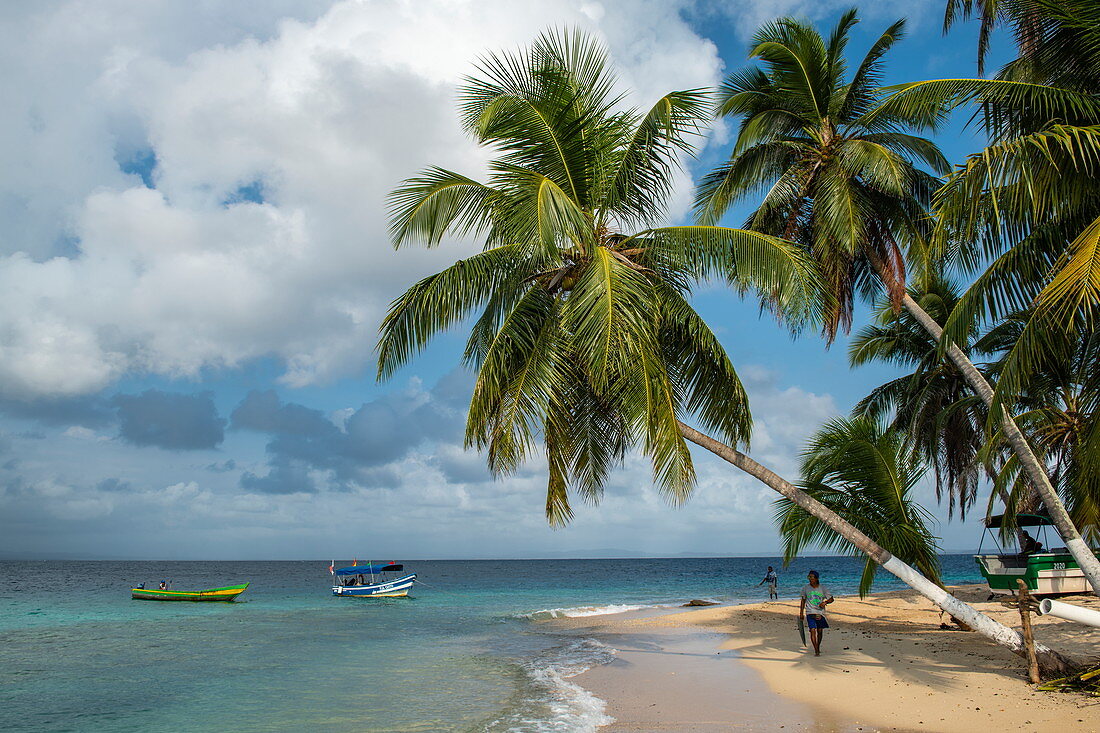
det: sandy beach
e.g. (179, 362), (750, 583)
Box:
(552, 585), (1100, 731)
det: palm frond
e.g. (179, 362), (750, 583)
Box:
(776, 416), (941, 596)
(388, 167), (498, 247)
(1033, 214), (1100, 328)
(377, 245), (526, 379)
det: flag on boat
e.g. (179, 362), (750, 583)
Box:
(328, 561), (334, 575)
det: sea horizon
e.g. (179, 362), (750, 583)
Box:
(1, 555), (987, 732)
(0, 549), (986, 561)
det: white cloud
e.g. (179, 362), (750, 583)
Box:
(0, 0), (722, 398)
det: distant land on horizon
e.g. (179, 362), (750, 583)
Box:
(0, 549), (983, 562)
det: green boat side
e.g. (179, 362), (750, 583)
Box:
(131, 582), (250, 602)
(974, 553), (1087, 594)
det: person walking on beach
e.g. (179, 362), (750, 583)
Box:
(799, 571), (834, 656)
(758, 566), (779, 599)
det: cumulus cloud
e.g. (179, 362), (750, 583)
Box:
(0, 2), (960, 560)
(96, 477), (133, 493)
(0, 0), (722, 399)
(113, 389), (226, 450)
(739, 364), (839, 476)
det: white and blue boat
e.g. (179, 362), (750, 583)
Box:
(330, 562), (416, 597)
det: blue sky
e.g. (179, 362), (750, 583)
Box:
(0, 0), (1014, 559)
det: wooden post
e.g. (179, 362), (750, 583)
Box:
(1017, 579), (1041, 683)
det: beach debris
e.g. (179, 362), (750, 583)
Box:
(1036, 665), (1100, 696)
(682, 599), (719, 606)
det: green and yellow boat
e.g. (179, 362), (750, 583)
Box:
(975, 514), (1089, 596)
(131, 583), (249, 602)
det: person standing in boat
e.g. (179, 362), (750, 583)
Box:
(159, 581), (167, 590)
(800, 570), (834, 656)
(758, 566), (779, 599)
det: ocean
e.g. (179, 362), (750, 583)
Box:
(0, 556), (984, 732)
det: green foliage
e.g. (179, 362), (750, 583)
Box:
(881, 2), (1100, 411)
(381, 28), (821, 525)
(850, 278), (1100, 543)
(850, 278), (991, 519)
(775, 416), (942, 596)
(978, 316), (1100, 543)
(696, 10), (947, 340)
(1037, 663), (1100, 696)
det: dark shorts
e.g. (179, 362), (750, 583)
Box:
(806, 614), (829, 629)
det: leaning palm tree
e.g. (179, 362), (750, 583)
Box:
(878, 0), (1100, 591)
(698, 9), (1100, 594)
(776, 416), (942, 598)
(979, 314), (1100, 543)
(380, 28), (1074, 673)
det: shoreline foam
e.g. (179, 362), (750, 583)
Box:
(485, 636), (617, 732)
(517, 603), (672, 620)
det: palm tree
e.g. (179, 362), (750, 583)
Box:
(381, 28), (1074, 673)
(695, 10), (949, 339)
(942, 0), (1042, 77)
(878, 0), (1100, 591)
(943, 0), (1100, 85)
(776, 416), (943, 598)
(849, 279), (991, 519)
(980, 315), (1100, 542)
(851, 287), (1100, 544)
(697, 9), (1100, 595)
(382, 28), (819, 524)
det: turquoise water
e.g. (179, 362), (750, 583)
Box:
(0, 556), (983, 732)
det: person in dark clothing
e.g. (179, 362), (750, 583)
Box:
(1020, 531), (1044, 555)
(758, 566), (779, 599)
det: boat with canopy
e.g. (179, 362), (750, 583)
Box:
(131, 583), (249, 602)
(330, 561), (415, 597)
(974, 513), (1088, 596)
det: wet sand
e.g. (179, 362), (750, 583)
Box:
(551, 585), (1100, 731)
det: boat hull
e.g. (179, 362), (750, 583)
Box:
(131, 583), (250, 602)
(332, 573), (416, 597)
(975, 553), (1088, 595)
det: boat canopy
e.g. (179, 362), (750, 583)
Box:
(984, 513), (1054, 529)
(334, 564), (403, 576)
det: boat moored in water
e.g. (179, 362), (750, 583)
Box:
(131, 583), (250, 602)
(975, 513), (1089, 596)
(331, 562), (415, 597)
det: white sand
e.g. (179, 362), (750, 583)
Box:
(552, 586), (1100, 731)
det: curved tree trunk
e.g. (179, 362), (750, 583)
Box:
(901, 293), (1100, 597)
(677, 421), (1077, 676)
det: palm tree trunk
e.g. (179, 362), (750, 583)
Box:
(676, 420), (1077, 676)
(900, 293), (1100, 597)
